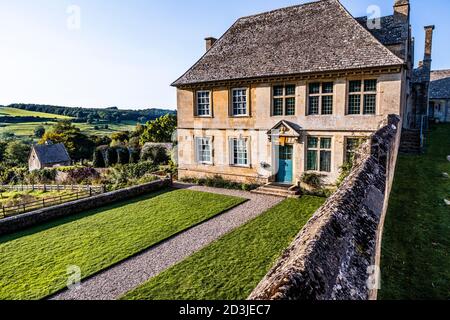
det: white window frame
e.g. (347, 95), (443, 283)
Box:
(231, 88), (249, 117)
(195, 137), (213, 165)
(196, 90), (212, 117)
(229, 137), (250, 167)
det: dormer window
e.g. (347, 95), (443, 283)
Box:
(196, 90), (212, 117)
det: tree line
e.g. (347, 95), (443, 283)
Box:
(3, 104), (176, 124)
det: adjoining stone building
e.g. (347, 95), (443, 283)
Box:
(173, 0), (419, 186)
(429, 70), (450, 123)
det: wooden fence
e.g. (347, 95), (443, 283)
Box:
(0, 184), (104, 193)
(0, 185), (105, 219)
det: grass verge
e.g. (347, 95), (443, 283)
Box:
(122, 196), (325, 300)
(0, 189), (245, 300)
(379, 124), (450, 299)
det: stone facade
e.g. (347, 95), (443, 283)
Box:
(177, 72), (405, 185)
(248, 115), (401, 300)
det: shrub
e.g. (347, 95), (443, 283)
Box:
(26, 169), (58, 184)
(104, 146), (118, 167)
(180, 175), (259, 191)
(129, 148), (141, 164)
(116, 147), (130, 165)
(93, 148), (106, 168)
(300, 173), (324, 189)
(62, 167), (100, 184)
(141, 144), (170, 165)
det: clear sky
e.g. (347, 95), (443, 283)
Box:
(0, 0), (448, 110)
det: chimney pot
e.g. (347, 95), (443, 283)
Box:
(205, 37), (217, 51)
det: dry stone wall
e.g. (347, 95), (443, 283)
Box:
(249, 115), (401, 301)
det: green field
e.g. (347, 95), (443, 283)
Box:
(380, 124), (450, 300)
(0, 107), (137, 137)
(0, 189), (245, 300)
(123, 196), (325, 300)
(0, 107), (71, 119)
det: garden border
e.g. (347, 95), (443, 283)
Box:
(0, 178), (171, 236)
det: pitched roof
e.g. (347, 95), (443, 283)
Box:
(430, 70), (450, 99)
(32, 143), (71, 165)
(173, 0), (404, 87)
(356, 15), (409, 46)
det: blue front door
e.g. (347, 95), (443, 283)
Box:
(277, 145), (293, 184)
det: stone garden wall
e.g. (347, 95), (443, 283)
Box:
(249, 115), (401, 301)
(0, 179), (171, 236)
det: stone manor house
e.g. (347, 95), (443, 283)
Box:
(173, 0), (433, 186)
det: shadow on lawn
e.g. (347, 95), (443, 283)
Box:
(0, 187), (175, 244)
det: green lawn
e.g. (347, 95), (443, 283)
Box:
(122, 196), (325, 300)
(0, 107), (71, 119)
(0, 189), (245, 300)
(380, 124), (450, 300)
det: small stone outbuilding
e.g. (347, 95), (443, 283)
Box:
(28, 142), (71, 172)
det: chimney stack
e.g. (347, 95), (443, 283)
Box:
(423, 25), (435, 62)
(393, 0), (410, 22)
(205, 37), (217, 51)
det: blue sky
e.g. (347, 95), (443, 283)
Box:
(0, 0), (448, 110)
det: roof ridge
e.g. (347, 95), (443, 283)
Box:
(335, 0), (405, 65)
(237, 0), (332, 21)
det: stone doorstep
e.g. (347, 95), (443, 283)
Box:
(251, 184), (300, 198)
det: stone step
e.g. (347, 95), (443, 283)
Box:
(251, 184), (301, 198)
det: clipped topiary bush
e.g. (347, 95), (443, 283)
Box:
(140, 144), (170, 165)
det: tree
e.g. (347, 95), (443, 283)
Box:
(5, 141), (31, 165)
(111, 131), (129, 144)
(39, 120), (95, 161)
(34, 126), (46, 138)
(140, 114), (177, 144)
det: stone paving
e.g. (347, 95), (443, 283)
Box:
(51, 184), (283, 300)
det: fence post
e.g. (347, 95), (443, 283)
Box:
(89, 187), (92, 197)
(43, 198), (45, 208)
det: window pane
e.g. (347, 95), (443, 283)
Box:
(363, 94), (376, 114)
(348, 94), (361, 114)
(232, 139), (248, 166)
(273, 86), (284, 97)
(322, 82), (334, 94)
(273, 98), (283, 116)
(364, 79), (377, 92)
(309, 83), (320, 94)
(196, 138), (211, 163)
(321, 96), (333, 115)
(307, 150), (318, 171)
(285, 97), (295, 116)
(320, 151), (331, 172)
(349, 80), (362, 93)
(285, 85), (296, 96)
(308, 96), (320, 115)
(197, 91), (210, 116)
(320, 138), (332, 149)
(308, 137), (318, 148)
(232, 89), (247, 116)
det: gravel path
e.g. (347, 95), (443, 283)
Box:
(51, 184), (283, 300)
